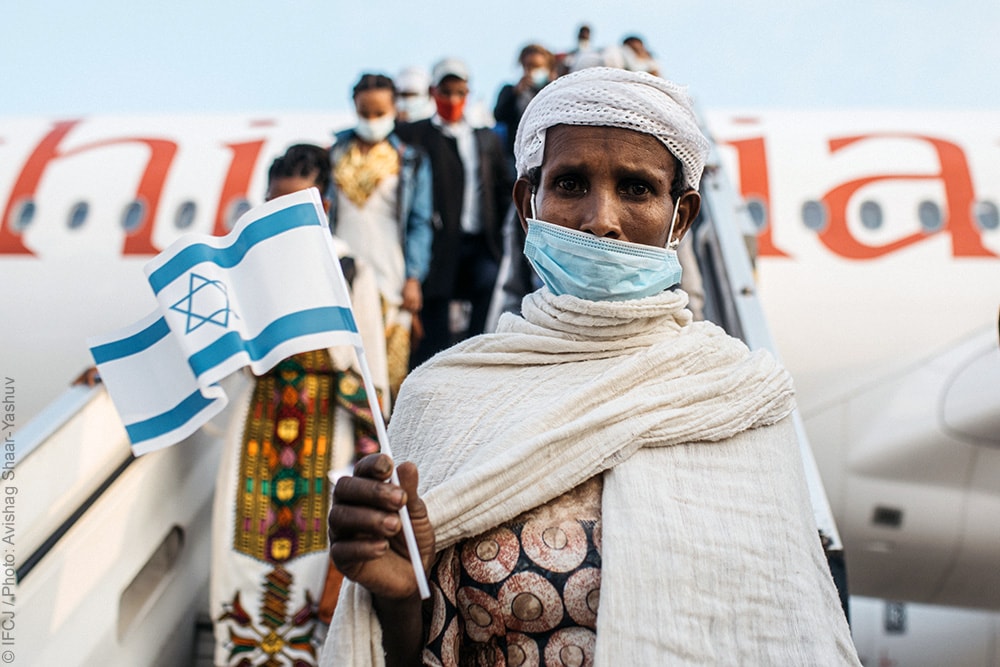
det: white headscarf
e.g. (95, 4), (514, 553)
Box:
(513, 67), (710, 191)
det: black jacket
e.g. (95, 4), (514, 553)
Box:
(493, 83), (538, 161)
(395, 119), (514, 299)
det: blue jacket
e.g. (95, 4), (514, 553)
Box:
(328, 130), (433, 282)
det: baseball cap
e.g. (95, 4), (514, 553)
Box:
(397, 66), (430, 94)
(431, 57), (470, 87)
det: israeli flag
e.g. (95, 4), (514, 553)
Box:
(89, 188), (362, 455)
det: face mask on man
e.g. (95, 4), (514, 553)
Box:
(529, 67), (550, 88)
(355, 114), (396, 143)
(433, 94), (466, 123)
(522, 193), (683, 301)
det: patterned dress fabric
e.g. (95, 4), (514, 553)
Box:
(212, 350), (379, 667)
(425, 477), (603, 667)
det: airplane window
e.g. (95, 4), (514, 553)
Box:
(917, 201), (942, 232)
(745, 198), (767, 231)
(859, 201), (882, 230)
(974, 200), (999, 230)
(801, 200), (827, 232)
(67, 202), (89, 229)
(884, 602), (907, 634)
(225, 198), (251, 230)
(175, 201), (197, 229)
(11, 199), (36, 230)
(121, 200), (146, 232)
(872, 505), (903, 527)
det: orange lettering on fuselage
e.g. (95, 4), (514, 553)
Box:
(0, 119), (178, 256)
(1, 120), (78, 255)
(120, 138), (178, 255)
(721, 136), (790, 258)
(212, 140), (266, 237)
(819, 134), (994, 259)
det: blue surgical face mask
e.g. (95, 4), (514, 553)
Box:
(529, 67), (550, 88)
(522, 194), (683, 301)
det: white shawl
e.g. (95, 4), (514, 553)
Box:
(321, 288), (860, 665)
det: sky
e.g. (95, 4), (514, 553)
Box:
(3, 0), (999, 118)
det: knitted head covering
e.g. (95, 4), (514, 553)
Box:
(514, 67), (710, 191)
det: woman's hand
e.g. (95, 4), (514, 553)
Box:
(329, 453), (435, 600)
(401, 278), (422, 313)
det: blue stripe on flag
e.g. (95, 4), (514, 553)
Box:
(90, 316), (171, 364)
(187, 306), (358, 377)
(147, 203), (320, 294)
(125, 388), (216, 444)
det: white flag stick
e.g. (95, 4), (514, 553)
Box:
(354, 346), (431, 600)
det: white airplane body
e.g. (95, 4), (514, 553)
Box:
(707, 110), (1000, 609)
(3, 109), (999, 665)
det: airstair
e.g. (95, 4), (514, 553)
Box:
(6, 374), (246, 666)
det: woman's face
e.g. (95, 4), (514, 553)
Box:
(354, 88), (395, 120)
(266, 175), (317, 201)
(514, 124), (700, 248)
(521, 51), (551, 76)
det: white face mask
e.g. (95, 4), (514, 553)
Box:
(355, 114), (396, 143)
(397, 95), (430, 119)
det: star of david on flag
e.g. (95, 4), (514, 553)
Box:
(170, 272), (239, 333)
(88, 188), (362, 455)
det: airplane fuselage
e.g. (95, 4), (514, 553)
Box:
(3, 111), (999, 610)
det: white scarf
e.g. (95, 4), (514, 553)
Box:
(321, 288), (860, 665)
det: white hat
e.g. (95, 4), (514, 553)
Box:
(514, 67), (710, 191)
(397, 66), (430, 94)
(431, 57), (470, 87)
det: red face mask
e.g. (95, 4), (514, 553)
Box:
(434, 94), (466, 123)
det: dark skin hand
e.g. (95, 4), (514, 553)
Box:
(401, 277), (423, 314)
(72, 366), (101, 386)
(329, 453), (436, 665)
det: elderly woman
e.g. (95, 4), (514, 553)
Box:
(322, 68), (861, 666)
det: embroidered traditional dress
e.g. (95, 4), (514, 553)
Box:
(211, 352), (378, 666)
(212, 248), (390, 667)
